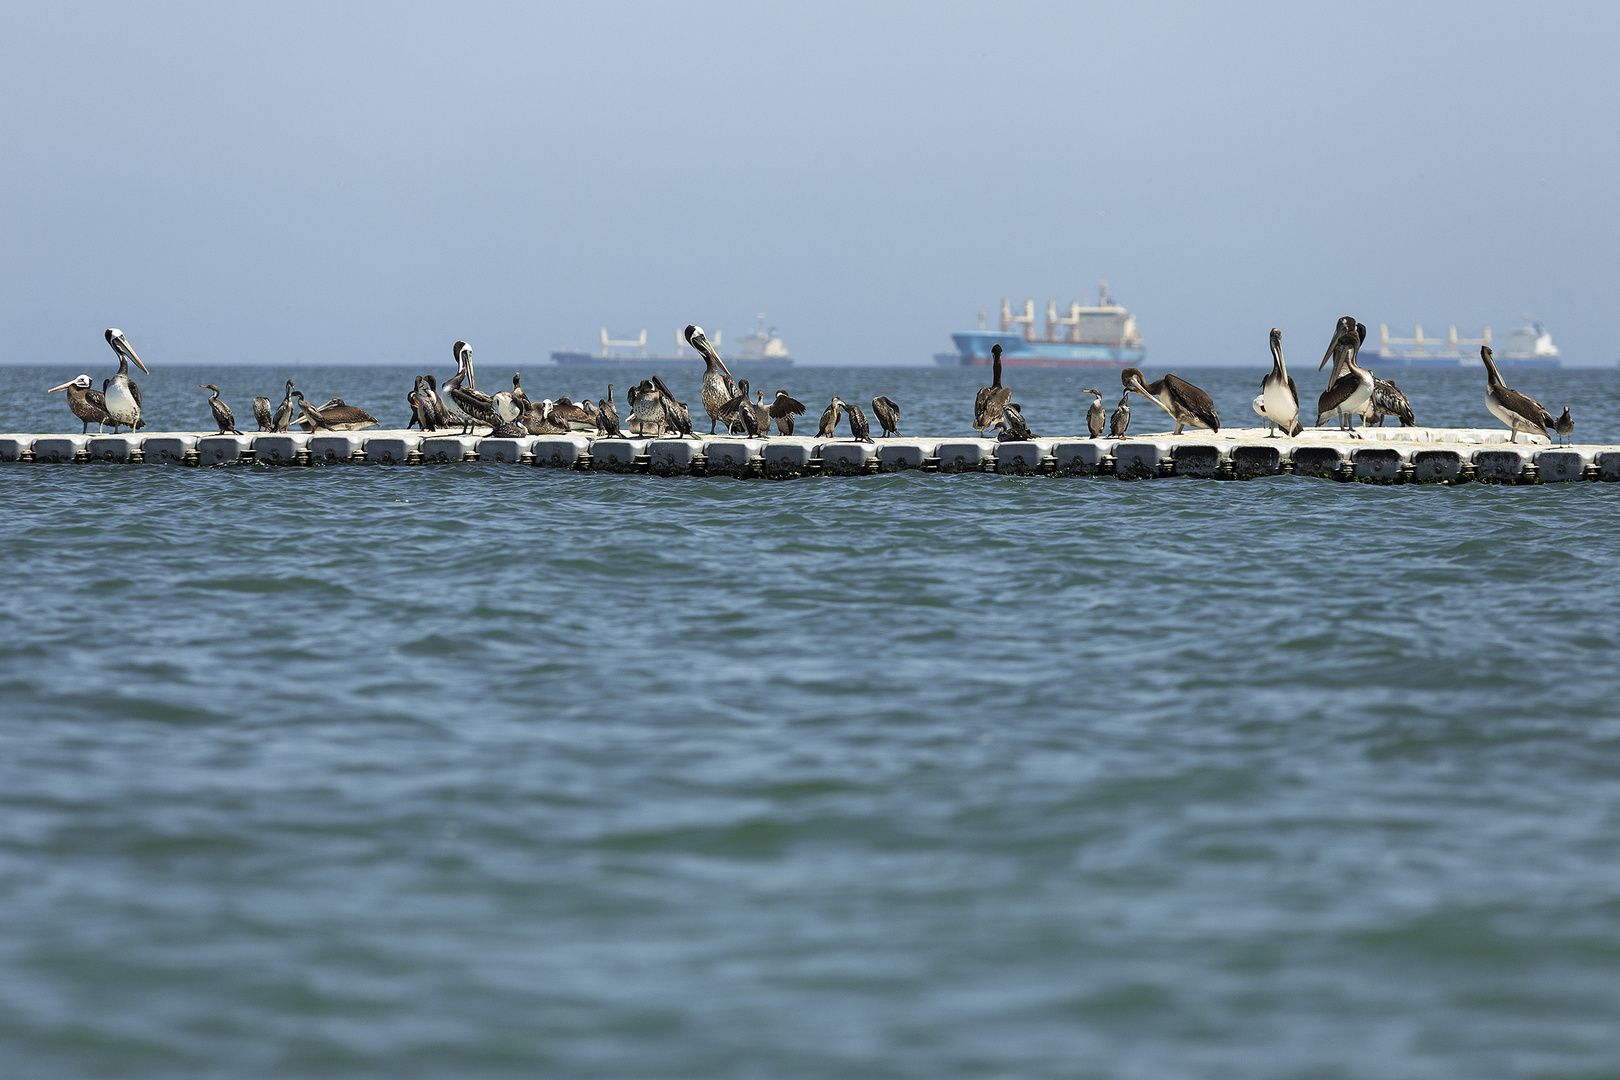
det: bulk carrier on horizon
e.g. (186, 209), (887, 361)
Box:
(935, 281), (1146, 368)
(551, 315), (793, 368)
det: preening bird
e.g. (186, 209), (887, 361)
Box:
(272, 379), (297, 432)
(652, 375), (695, 438)
(1122, 366), (1219, 434)
(871, 395), (901, 437)
(816, 397), (842, 438)
(1480, 345), (1556, 443)
(1363, 378), (1415, 427)
(1109, 389), (1131, 438)
(994, 401), (1034, 441)
(252, 396), (273, 431)
(834, 396), (873, 442)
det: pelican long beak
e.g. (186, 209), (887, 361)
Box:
(47, 381), (75, 393)
(1319, 330), (1346, 371)
(116, 337), (149, 374)
(1127, 372), (1177, 417)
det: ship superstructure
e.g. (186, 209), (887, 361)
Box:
(936, 281), (1145, 368)
(1364, 320), (1561, 369)
(552, 315), (793, 367)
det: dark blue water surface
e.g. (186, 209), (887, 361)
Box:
(3, 363), (1620, 1078)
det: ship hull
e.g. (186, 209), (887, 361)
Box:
(937, 332), (1143, 368)
(552, 351), (793, 368)
(1361, 352), (1560, 371)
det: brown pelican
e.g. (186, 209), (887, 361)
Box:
(686, 324), (739, 433)
(1122, 367), (1219, 434)
(768, 390), (805, 435)
(1261, 328), (1303, 437)
(491, 385), (522, 427)
(652, 375), (695, 438)
(271, 379), (297, 432)
(1481, 345), (1555, 442)
(1084, 389), (1105, 437)
(816, 397), (841, 438)
(973, 343), (1010, 433)
(1363, 379), (1415, 426)
(994, 401), (1034, 441)
(102, 329), (150, 433)
(252, 396), (273, 431)
(548, 396), (596, 432)
(445, 340), (497, 432)
(1109, 389), (1131, 438)
(1314, 317), (1373, 435)
(414, 375), (452, 431)
(1554, 406), (1574, 445)
(872, 395), (901, 437)
(294, 395), (379, 431)
(47, 375), (112, 433)
(524, 400), (570, 435)
(200, 384), (242, 434)
(833, 396), (873, 442)
(598, 385), (622, 437)
(626, 380), (664, 436)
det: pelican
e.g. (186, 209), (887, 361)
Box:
(833, 396), (873, 442)
(200, 384), (242, 434)
(1122, 367), (1219, 434)
(768, 390), (805, 435)
(816, 397), (841, 438)
(1554, 406), (1574, 445)
(548, 396), (596, 432)
(1481, 345), (1555, 442)
(652, 375), (695, 438)
(1261, 328), (1302, 437)
(46, 374), (112, 433)
(872, 395), (901, 438)
(974, 343), (1010, 433)
(1109, 389), (1131, 438)
(271, 379), (297, 432)
(414, 374), (452, 431)
(1314, 317), (1373, 435)
(490, 385), (523, 430)
(102, 329), (150, 433)
(252, 396), (273, 431)
(718, 379), (765, 438)
(626, 380), (664, 436)
(524, 400), (569, 435)
(686, 324), (739, 434)
(1084, 388), (1105, 437)
(994, 401), (1034, 441)
(598, 385), (622, 438)
(294, 395), (379, 431)
(445, 340), (497, 432)
(1362, 379), (1415, 427)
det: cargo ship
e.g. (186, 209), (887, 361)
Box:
(551, 315), (793, 367)
(1362, 320), (1561, 369)
(934, 281), (1145, 368)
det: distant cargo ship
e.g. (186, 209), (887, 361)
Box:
(1363, 320), (1561, 369)
(935, 281), (1145, 368)
(552, 315), (793, 367)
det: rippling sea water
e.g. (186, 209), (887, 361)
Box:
(3, 362), (1620, 1078)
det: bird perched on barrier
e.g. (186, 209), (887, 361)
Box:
(1363, 378), (1415, 427)
(768, 390), (805, 435)
(1085, 388), (1106, 437)
(653, 375), (695, 438)
(872, 395), (901, 438)
(834, 396), (873, 442)
(445, 340), (498, 432)
(1123, 366), (1218, 435)
(816, 397), (842, 438)
(406, 389), (424, 430)
(272, 379), (297, 432)
(252, 395), (274, 431)
(685, 324), (739, 434)
(46, 374), (113, 433)
(548, 397), (596, 433)
(1315, 317), (1373, 435)
(509, 373), (532, 416)
(1480, 345), (1556, 443)
(1261, 327), (1302, 437)
(414, 375), (452, 431)
(101, 328), (150, 433)
(1252, 393), (1272, 433)
(200, 384), (242, 434)
(524, 400), (569, 435)
(1109, 389), (1131, 438)
(719, 379), (768, 438)
(626, 380), (664, 436)
(294, 394), (379, 431)
(994, 401), (1035, 441)
(598, 385), (622, 438)
(974, 343), (1011, 434)
(1554, 406), (1574, 445)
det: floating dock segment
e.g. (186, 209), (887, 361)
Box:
(1, 427), (1616, 484)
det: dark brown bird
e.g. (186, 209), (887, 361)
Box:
(294, 394), (379, 431)
(445, 340), (498, 432)
(871, 395), (901, 437)
(626, 380), (664, 436)
(1109, 389), (1131, 438)
(994, 401), (1034, 441)
(974, 342), (1010, 433)
(598, 384), (622, 438)
(1481, 345), (1556, 443)
(200, 384), (243, 435)
(768, 390), (805, 435)
(46, 374), (112, 433)
(252, 396), (274, 431)
(1554, 406), (1574, 445)
(833, 396), (872, 442)
(272, 379), (297, 432)
(686, 324), (739, 433)
(1122, 367), (1219, 434)
(653, 375), (695, 438)
(816, 397), (841, 438)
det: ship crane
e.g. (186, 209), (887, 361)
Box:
(1047, 299), (1083, 343)
(1000, 298), (1036, 341)
(1379, 324), (1490, 357)
(601, 328), (650, 357)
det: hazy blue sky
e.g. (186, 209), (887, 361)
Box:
(2, 2), (1615, 367)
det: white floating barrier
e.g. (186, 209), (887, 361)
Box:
(1598, 452), (1620, 482)
(1534, 448), (1592, 482)
(1290, 444), (1349, 479)
(647, 438), (702, 476)
(818, 440), (876, 475)
(994, 439), (1052, 476)
(196, 434), (253, 465)
(935, 440), (995, 474)
(877, 439), (937, 472)
(705, 438), (764, 477)
(420, 435), (480, 463)
(142, 434), (198, 465)
(1051, 440), (1116, 475)
(362, 433), (422, 463)
(590, 438), (648, 473)
(308, 434), (364, 463)
(1351, 444), (1414, 481)
(477, 436), (533, 464)
(763, 440), (814, 478)
(1228, 442), (1286, 479)
(1113, 439), (1175, 479)
(0, 436), (32, 462)
(253, 433), (308, 464)
(1472, 446), (1535, 483)
(1410, 449), (1464, 482)
(1171, 441), (1229, 479)
(85, 435), (140, 463)
(529, 435), (592, 468)
(32, 435), (90, 463)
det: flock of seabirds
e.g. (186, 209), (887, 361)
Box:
(47, 320), (1576, 446)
